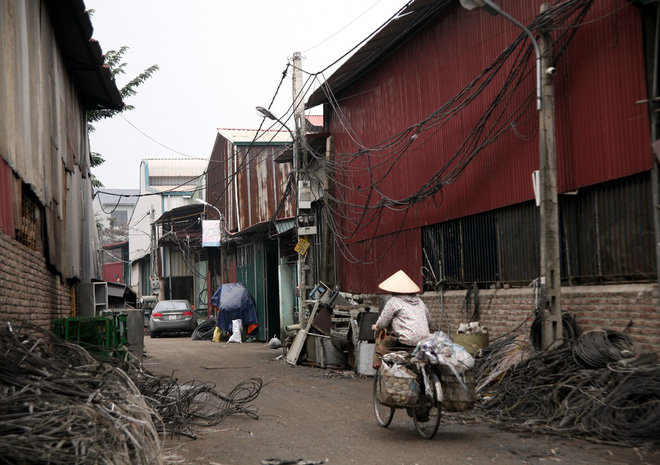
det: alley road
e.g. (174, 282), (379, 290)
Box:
(144, 336), (655, 465)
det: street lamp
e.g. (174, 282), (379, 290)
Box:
(195, 198), (222, 220)
(256, 106), (297, 167)
(461, 0), (561, 349)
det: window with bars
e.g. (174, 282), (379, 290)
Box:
(16, 188), (43, 254)
(422, 173), (656, 290)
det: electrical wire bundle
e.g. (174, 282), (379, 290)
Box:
(191, 318), (217, 341)
(475, 329), (660, 447)
(529, 312), (581, 350)
(305, 0), (598, 265)
(0, 319), (265, 463)
(99, 337), (264, 440)
(0, 321), (163, 465)
(123, 373), (263, 440)
(572, 329), (639, 369)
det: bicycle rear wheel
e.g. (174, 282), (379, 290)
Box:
(412, 384), (441, 439)
(373, 370), (395, 427)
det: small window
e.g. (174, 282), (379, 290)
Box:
(17, 188), (43, 253)
(110, 210), (128, 228)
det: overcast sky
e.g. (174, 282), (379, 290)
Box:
(85, 0), (407, 189)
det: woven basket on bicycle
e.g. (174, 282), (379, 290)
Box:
(377, 361), (421, 407)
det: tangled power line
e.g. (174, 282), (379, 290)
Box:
(95, 0), (630, 268)
(306, 0), (597, 264)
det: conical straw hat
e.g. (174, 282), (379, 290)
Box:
(378, 270), (420, 294)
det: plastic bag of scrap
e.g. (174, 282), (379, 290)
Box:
(413, 331), (475, 391)
(413, 331), (475, 373)
(268, 335), (282, 349)
(228, 319), (243, 343)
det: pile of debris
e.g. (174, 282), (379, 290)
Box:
(0, 320), (263, 464)
(0, 321), (162, 464)
(474, 329), (660, 448)
(284, 286), (377, 370)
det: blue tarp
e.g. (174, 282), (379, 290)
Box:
(210, 283), (259, 334)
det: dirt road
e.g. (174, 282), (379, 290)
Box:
(144, 335), (655, 465)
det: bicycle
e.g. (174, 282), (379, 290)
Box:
(373, 353), (474, 439)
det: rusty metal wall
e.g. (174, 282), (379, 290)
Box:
(337, 228), (423, 294)
(329, 0), (650, 236)
(207, 137), (234, 230)
(208, 133), (294, 234)
(327, 0), (652, 292)
(0, 1), (105, 281)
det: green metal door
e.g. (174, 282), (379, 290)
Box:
(237, 243), (266, 341)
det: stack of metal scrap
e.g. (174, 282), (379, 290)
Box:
(0, 321), (162, 465)
(0, 320), (264, 463)
(474, 330), (660, 448)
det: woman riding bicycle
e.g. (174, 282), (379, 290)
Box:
(371, 270), (430, 367)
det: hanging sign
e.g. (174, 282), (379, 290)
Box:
(202, 220), (222, 247)
(294, 237), (310, 255)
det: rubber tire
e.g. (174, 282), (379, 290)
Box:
(373, 370), (395, 427)
(150, 331), (159, 338)
(413, 385), (441, 439)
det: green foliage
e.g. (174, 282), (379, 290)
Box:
(87, 46), (159, 187)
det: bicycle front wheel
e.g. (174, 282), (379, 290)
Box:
(373, 370), (395, 427)
(412, 384), (441, 439)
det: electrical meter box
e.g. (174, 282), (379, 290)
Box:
(298, 180), (312, 209)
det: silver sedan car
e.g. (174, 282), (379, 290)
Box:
(149, 300), (197, 338)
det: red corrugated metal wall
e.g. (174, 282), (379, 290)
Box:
(328, 1), (651, 293)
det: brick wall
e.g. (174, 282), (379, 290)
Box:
(421, 284), (659, 353)
(0, 230), (72, 329)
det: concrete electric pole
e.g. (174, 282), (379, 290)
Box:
(460, 0), (563, 349)
(292, 51), (316, 327)
(538, 3), (562, 349)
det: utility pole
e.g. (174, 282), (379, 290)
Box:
(149, 206), (160, 297)
(538, 3), (562, 349)
(460, 0), (563, 348)
(292, 51), (315, 327)
(321, 136), (335, 285)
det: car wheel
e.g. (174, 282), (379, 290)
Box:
(150, 331), (159, 338)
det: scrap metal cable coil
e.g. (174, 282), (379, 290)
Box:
(0, 321), (162, 465)
(191, 318), (217, 341)
(572, 329), (639, 369)
(0, 320), (264, 464)
(529, 312), (581, 351)
(477, 329), (659, 447)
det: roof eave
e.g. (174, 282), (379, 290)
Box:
(44, 0), (124, 110)
(306, 0), (452, 109)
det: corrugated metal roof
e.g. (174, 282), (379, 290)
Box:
(306, 115), (324, 129)
(207, 132), (295, 236)
(143, 158), (208, 192)
(145, 158), (208, 177)
(306, 0), (452, 109)
(274, 218), (295, 235)
(217, 128), (291, 145)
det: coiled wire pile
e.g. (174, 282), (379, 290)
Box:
(0, 320), (263, 464)
(476, 330), (660, 447)
(0, 321), (162, 465)
(191, 318), (217, 341)
(121, 369), (263, 439)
